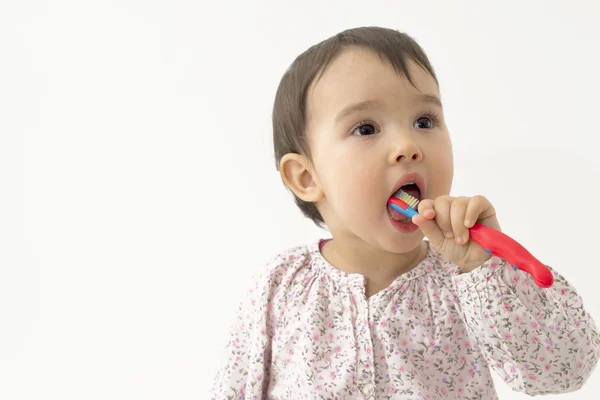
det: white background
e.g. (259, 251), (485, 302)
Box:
(1, 0), (599, 398)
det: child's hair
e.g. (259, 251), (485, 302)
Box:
(272, 26), (439, 227)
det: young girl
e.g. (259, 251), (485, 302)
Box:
(211, 27), (600, 399)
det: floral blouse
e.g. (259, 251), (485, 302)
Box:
(211, 239), (600, 399)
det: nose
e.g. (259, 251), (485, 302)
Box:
(388, 135), (423, 164)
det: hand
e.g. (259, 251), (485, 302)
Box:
(412, 195), (501, 272)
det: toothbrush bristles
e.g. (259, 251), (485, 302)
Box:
(393, 189), (420, 209)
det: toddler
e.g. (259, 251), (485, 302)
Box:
(211, 26), (600, 399)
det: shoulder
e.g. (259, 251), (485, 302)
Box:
(245, 240), (321, 300)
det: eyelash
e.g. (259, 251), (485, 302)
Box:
(418, 111), (440, 126)
(351, 120), (378, 134)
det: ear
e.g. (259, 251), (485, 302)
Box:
(279, 153), (324, 203)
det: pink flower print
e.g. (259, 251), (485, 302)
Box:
(316, 385), (322, 391)
(288, 348), (294, 355)
(380, 320), (387, 328)
(334, 345), (342, 353)
(505, 333), (512, 341)
(545, 364), (552, 371)
(561, 288), (568, 295)
(532, 337), (540, 344)
(532, 322), (539, 330)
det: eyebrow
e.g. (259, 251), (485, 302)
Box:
(334, 94), (443, 123)
(334, 99), (382, 123)
(419, 94), (443, 108)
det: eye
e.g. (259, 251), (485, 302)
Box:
(351, 121), (379, 136)
(413, 114), (436, 129)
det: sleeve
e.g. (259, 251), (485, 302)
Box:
(452, 256), (600, 395)
(210, 265), (274, 400)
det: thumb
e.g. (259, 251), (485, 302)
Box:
(412, 214), (445, 249)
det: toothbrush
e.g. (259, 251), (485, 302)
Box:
(388, 190), (554, 288)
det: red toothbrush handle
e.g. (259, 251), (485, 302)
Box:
(469, 223), (554, 288)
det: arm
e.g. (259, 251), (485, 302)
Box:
(211, 273), (272, 399)
(452, 257), (600, 395)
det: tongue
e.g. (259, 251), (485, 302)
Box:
(387, 204), (406, 221)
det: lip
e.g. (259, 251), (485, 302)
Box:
(389, 216), (420, 233)
(389, 172), (426, 200)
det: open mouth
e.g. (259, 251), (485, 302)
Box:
(387, 183), (422, 224)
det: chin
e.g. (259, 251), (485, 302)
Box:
(381, 231), (424, 254)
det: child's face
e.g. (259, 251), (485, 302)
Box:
(306, 46), (454, 253)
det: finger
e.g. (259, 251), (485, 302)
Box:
(432, 196), (454, 238)
(412, 214), (445, 249)
(417, 199), (436, 220)
(464, 195), (494, 227)
(450, 197), (470, 245)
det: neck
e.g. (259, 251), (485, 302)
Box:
(320, 238), (427, 297)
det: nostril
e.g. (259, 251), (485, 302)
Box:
(396, 153), (420, 162)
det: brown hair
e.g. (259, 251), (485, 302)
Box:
(272, 26), (438, 227)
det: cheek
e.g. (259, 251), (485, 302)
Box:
(318, 154), (383, 209)
(428, 140), (454, 194)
